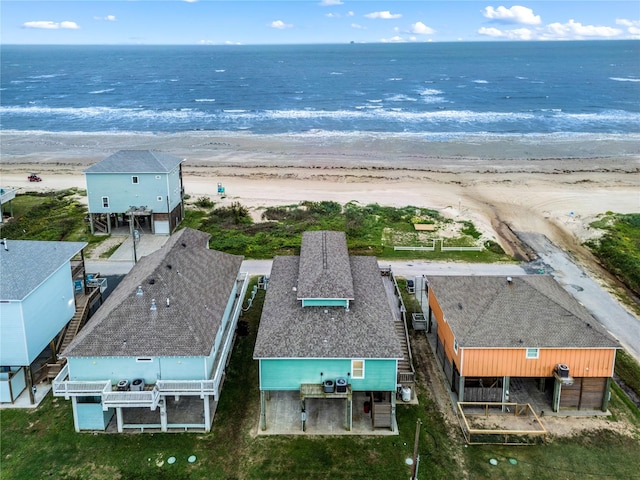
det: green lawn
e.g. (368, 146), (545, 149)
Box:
(2, 195), (639, 479)
(2, 279), (639, 480)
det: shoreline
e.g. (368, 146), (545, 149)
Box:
(1, 130), (639, 264)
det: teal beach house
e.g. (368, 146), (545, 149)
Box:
(1, 239), (89, 404)
(53, 228), (249, 432)
(254, 231), (407, 433)
(84, 150), (185, 235)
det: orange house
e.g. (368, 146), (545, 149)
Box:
(425, 275), (619, 412)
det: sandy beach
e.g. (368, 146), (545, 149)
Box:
(1, 131), (639, 266)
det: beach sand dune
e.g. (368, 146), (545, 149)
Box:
(1, 131), (638, 265)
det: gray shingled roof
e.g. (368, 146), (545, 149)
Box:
(63, 228), (243, 357)
(83, 150), (183, 174)
(0, 240), (86, 301)
(254, 255), (403, 359)
(297, 231), (355, 301)
(427, 275), (619, 349)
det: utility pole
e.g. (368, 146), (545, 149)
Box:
(412, 419), (422, 480)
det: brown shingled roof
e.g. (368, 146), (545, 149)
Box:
(427, 275), (619, 349)
(254, 254), (403, 360)
(63, 228), (243, 357)
(297, 231), (355, 301)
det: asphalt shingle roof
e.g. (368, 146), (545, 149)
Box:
(0, 240), (86, 301)
(427, 275), (619, 349)
(254, 254), (403, 359)
(63, 228), (243, 357)
(83, 150), (183, 174)
(297, 231), (355, 301)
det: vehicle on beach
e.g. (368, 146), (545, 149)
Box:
(27, 173), (41, 182)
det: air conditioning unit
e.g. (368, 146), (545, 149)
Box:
(336, 377), (348, 393)
(557, 364), (570, 378)
(131, 378), (145, 391)
(117, 379), (130, 391)
(323, 379), (335, 394)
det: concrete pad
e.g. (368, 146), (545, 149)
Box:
(109, 234), (169, 263)
(257, 391), (398, 436)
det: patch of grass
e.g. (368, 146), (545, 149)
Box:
(464, 428), (640, 480)
(0, 190), (109, 249)
(185, 201), (514, 263)
(586, 213), (640, 296)
(615, 349), (640, 402)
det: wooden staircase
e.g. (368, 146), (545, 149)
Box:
(395, 319), (416, 386)
(93, 215), (108, 234)
(47, 287), (100, 381)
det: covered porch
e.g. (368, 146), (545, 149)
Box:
(257, 390), (398, 436)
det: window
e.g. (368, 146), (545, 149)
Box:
(157, 196), (163, 202)
(351, 359), (364, 379)
(136, 357), (153, 362)
(526, 348), (539, 359)
(101, 196), (109, 208)
(132, 176), (139, 184)
(453, 339), (459, 354)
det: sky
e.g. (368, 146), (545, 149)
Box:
(1, 1), (639, 45)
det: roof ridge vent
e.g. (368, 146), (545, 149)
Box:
(136, 285), (143, 296)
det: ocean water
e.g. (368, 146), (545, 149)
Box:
(1, 42), (639, 138)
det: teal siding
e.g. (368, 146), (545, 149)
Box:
(0, 368), (26, 402)
(68, 356), (206, 383)
(1, 263), (75, 366)
(77, 401), (114, 430)
(0, 302), (26, 365)
(159, 357), (206, 380)
(86, 171), (180, 213)
(301, 299), (349, 308)
(259, 358), (397, 391)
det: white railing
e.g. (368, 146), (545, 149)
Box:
(102, 387), (160, 410)
(157, 380), (217, 398)
(52, 364), (110, 399)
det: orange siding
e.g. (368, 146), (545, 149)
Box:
(429, 290), (461, 368)
(461, 348), (616, 378)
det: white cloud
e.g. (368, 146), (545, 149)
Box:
(319, 0), (343, 5)
(381, 35), (406, 43)
(478, 26), (534, 40)
(183, 0), (198, 3)
(346, 11), (354, 17)
(479, 18), (624, 41)
(23, 20), (79, 30)
(365, 11), (402, 20)
(351, 23), (366, 30)
(411, 21), (435, 35)
(326, 13), (339, 18)
(617, 18), (640, 36)
(94, 15), (116, 21)
(483, 6), (541, 25)
(542, 19), (622, 39)
(269, 20), (293, 30)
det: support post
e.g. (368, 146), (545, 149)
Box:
(260, 390), (267, 431)
(458, 375), (465, 402)
(602, 377), (612, 412)
(502, 376), (510, 412)
(391, 393), (397, 432)
(204, 395), (211, 432)
(116, 407), (123, 433)
(71, 397), (80, 432)
(25, 365), (35, 404)
(552, 378), (562, 412)
(160, 399), (168, 432)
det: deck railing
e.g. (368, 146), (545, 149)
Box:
(156, 380), (217, 398)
